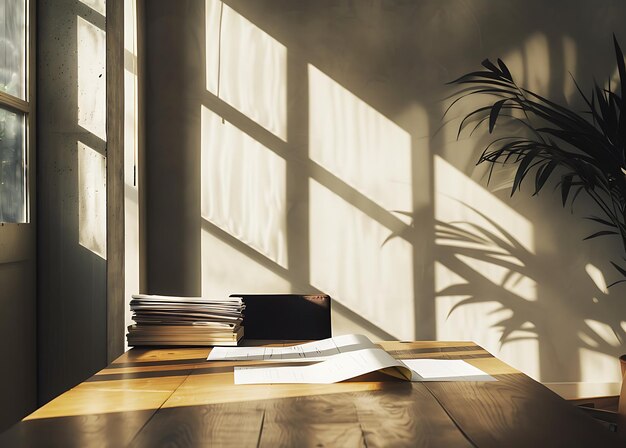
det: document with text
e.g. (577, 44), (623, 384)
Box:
(234, 347), (412, 384)
(207, 334), (376, 362)
(207, 333), (497, 385)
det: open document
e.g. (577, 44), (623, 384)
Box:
(235, 347), (412, 384)
(403, 359), (497, 382)
(206, 334), (496, 384)
(207, 334), (376, 362)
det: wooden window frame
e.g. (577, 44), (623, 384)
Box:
(0, 0), (35, 224)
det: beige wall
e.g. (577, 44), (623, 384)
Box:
(145, 0), (626, 384)
(37, 0), (108, 404)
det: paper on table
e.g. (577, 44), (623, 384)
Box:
(402, 359), (496, 382)
(207, 334), (376, 362)
(234, 347), (412, 384)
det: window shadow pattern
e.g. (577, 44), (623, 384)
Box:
(151, 0), (626, 384)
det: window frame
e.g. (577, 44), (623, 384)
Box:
(0, 0), (33, 223)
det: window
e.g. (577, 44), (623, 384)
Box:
(0, 0), (30, 223)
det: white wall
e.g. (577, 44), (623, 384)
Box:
(146, 0), (626, 384)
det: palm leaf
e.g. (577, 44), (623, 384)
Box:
(583, 230), (619, 240)
(448, 36), (626, 284)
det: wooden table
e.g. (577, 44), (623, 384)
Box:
(0, 341), (620, 447)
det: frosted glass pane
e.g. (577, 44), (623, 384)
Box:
(0, 107), (25, 222)
(0, 0), (26, 100)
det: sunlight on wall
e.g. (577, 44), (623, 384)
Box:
(395, 103), (431, 211)
(124, 0), (139, 350)
(79, 0), (105, 17)
(331, 311), (391, 342)
(78, 142), (106, 259)
(309, 64), (412, 215)
(585, 263), (609, 294)
(434, 156), (539, 378)
(435, 156), (535, 259)
(201, 106), (288, 268)
(309, 179), (414, 340)
(524, 33), (550, 96)
(201, 230), (291, 298)
(77, 16), (106, 141)
(580, 347), (623, 383)
(562, 36), (578, 103)
(500, 33), (550, 98)
(205, 0), (286, 140)
(583, 319), (621, 348)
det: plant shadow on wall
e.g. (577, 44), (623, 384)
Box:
(436, 203), (626, 374)
(437, 35), (626, 380)
(449, 36), (626, 283)
(202, 1), (626, 380)
(387, 202), (626, 382)
(384, 32), (626, 381)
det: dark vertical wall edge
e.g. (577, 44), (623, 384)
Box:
(28, 0), (37, 408)
(106, 0), (125, 363)
(137, 0), (147, 292)
(144, 0), (202, 296)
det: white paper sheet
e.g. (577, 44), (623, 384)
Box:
(234, 347), (412, 384)
(402, 359), (496, 382)
(208, 333), (376, 362)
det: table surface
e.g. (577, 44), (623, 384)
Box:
(0, 340), (620, 447)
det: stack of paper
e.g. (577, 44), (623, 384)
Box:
(127, 294), (245, 346)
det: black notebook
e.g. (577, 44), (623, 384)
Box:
(230, 294), (331, 340)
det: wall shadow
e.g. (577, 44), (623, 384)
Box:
(435, 202), (626, 382)
(145, 0), (626, 383)
(37, 0), (109, 405)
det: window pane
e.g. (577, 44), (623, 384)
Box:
(0, 107), (26, 222)
(0, 0), (26, 100)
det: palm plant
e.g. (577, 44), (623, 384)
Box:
(448, 36), (626, 285)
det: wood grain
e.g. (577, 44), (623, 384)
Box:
(0, 410), (155, 448)
(129, 404), (264, 448)
(259, 394), (365, 448)
(423, 372), (619, 447)
(3, 341), (620, 447)
(353, 385), (474, 448)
